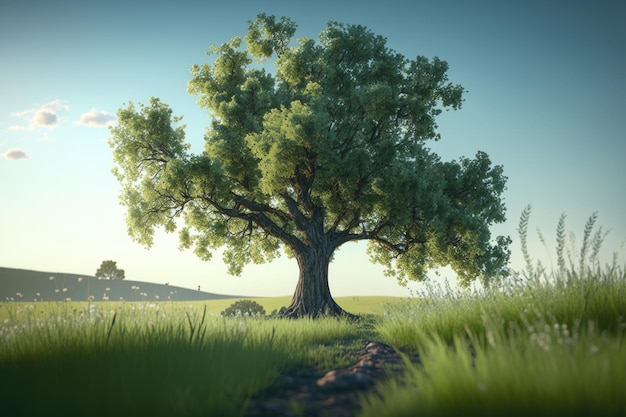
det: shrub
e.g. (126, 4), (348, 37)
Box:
(221, 300), (266, 317)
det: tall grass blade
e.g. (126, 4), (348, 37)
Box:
(106, 310), (117, 343)
(185, 309), (196, 344)
(196, 304), (208, 343)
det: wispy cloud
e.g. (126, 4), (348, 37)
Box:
(2, 148), (29, 160)
(9, 100), (69, 131)
(75, 109), (117, 127)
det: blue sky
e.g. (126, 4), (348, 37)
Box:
(1, 0), (624, 297)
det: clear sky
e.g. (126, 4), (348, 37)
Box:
(1, 0), (624, 297)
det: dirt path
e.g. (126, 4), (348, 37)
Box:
(245, 341), (414, 417)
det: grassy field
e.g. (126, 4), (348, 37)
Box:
(359, 210), (626, 417)
(360, 268), (626, 417)
(0, 295), (403, 416)
(2, 266), (624, 416)
(1, 213), (624, 416)
(0, 295), (402, 323)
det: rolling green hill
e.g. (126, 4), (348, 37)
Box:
(0, 267), (240, 302)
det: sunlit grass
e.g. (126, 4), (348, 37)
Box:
(0, 295), (401, 323)
(361, 313), (625, 417)
(362, 273), (626, 416)
(2, 208), (624, 416)
(376, 267), (626, 350)
(360, 209), (626, 417)
(0, 289), (398, 416)
(0, 300), (362, 417)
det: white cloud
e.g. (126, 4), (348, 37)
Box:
(33, 109), (58, 127)
(75, 109), (117, 127)
(2, 148), (29, 160)
(9, 100), (69, 130)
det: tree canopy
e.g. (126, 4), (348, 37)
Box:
(109, 14), (510, 316)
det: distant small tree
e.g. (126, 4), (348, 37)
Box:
(95, 260), (125, 280)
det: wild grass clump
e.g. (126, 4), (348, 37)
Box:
(0, 300), (360, 417)
(363, 207), (626, 416)
(361, 316), (625, 417)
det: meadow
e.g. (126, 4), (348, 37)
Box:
(1, 210), (625, 416)
(360, 209), (626, 417)
(362, 264), (626, 416)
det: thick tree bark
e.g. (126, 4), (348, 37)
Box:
(283, 242), (352, 318)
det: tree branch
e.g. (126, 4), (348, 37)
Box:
(280, 192), (310, 231)
(200, 193), (302, 251)
(231, 193), (292, 225)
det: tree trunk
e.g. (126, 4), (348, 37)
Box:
(283, 243), (352, 318)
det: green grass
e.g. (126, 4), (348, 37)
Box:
(179, 295), (401, 316)
(3, 271), (625, 416)
(0, 295), (401, 323)
(0, 295), (395, 416)
(361, 317), (625, 417)
(375, 267), (626, 350)
(0, 301), (364, 417)
(2, 209), (624, 416)
(360, 271), (626, 416)
(359, 209), (626, 417)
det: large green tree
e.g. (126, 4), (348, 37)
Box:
(109, 14), (510, 317)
